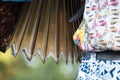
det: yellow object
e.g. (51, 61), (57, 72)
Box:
(79, 22), (86, 44)
(73, 19), (87, 44)
(0, 48), (14, 63)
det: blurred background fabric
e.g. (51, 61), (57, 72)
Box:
(0, 50), (79, 80)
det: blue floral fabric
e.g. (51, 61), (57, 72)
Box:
(77, 53), (120, 80)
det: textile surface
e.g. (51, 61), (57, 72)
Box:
(73, 0), (120, 52)
(77, 53), (120, 80)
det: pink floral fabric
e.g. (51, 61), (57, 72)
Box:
(73, 0), (120, 52)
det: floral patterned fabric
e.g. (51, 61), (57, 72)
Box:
(73, 0), (120, 52)
(73, 19), (93, 51)
(77, 53), (120, 80)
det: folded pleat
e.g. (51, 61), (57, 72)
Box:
(33, 0), (52, 62)
(20, 0), (43, 60)
(11, 2), (33, 56)
(10, 0), (83, 63)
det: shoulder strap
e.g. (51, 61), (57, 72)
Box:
(69, 4), (85, 23)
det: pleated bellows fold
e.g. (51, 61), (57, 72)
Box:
(10, 0), (83, 63)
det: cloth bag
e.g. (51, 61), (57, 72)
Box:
(73, 0), (120, 52)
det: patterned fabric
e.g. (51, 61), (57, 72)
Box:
(73, 0), (120, 52)
(73, 19), (93, 51)
(77, 53), (120, 80)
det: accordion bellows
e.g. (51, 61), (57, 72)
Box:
(0, 0), (83, 63)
